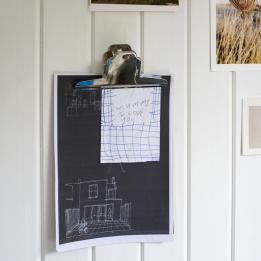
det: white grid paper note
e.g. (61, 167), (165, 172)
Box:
(100, 87), (161, 163)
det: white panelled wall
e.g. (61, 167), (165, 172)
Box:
(1, 0), (261, 260)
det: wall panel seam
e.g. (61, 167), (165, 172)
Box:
(187, 0), (191, 261)
(231, 72), (237, 261)
(91, 12), (96, 74)
(140, 242), (145, 261)
(39, 0), (45, 260)
(140, 11), (144, 73)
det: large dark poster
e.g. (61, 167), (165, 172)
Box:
(55, 74), (173, 251)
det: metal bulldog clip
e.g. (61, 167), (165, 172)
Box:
(75, 44), (168, 88)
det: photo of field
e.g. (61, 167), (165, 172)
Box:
(91, 0), (179, 5)
(216, 0), (261, 64)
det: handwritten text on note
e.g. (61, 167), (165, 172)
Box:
(101, 87), (161, 163)
(111, 88), (160, 126)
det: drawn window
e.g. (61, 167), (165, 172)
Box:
(89, 184), (98, 199)
(107, 189), (115, 199)
(99, 206), (106, 216)
(65, 185), (73, 200)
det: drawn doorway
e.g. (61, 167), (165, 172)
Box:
(84, 204), (114, 222)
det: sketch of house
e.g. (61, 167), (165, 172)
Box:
(65, 86), (101, 117)
(64, 177), (132, 238)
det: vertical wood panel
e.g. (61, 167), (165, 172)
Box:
(93, 12), (141, 73)
(93, 11), (141, 261)
(0, 0), (40, 261)
(95, 244), (140, 261)
(43, 0), (92, 260)
(234, 72), (261, 261)
(5, 0), (261, 260)
(190, 0), (232, 261)
(143, 1), (187, 260)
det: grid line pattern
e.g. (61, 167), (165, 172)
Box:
(100, 87), (161, 163)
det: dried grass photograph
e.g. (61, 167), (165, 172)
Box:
(216, 0), (261, 65)
(91, 0), (179, 5)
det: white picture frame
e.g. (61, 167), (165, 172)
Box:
(242, 98), (261, 156)
(90, 0), (179, 12)
(210, 0), (261, 71)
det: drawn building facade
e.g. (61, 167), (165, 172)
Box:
(64, 177), (131, 238)
(65, 86), (100, 117)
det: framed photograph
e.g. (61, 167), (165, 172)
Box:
(90, 0), (179, 12)
(211, 0), (261, 71)
(242, 98), (261, 155)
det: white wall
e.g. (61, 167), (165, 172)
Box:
(190, 1), (232, 260)
(0, 0), (40, 260)
(0, 0), (260, 260)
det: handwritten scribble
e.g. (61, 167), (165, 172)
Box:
(100, 87), (161, 163)
(65, 86), (101, 117)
